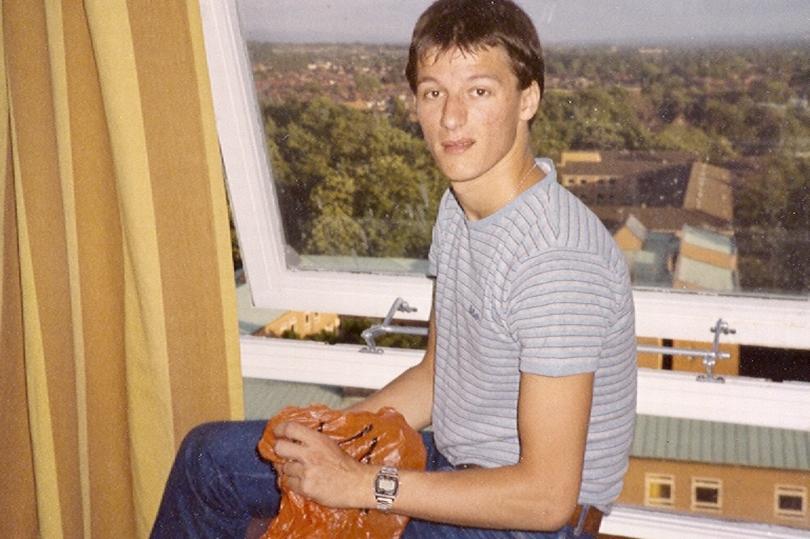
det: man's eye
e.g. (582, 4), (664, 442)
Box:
(424, 90), (441, 99)
(473, 88), (490, 97)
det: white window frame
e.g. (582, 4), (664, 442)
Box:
(601, 504), (810, 539)
(199, 3), (810, 537)
(201, 0), (810, 396)
(199, 0), (810, 344)
(198, 0), (432, 320)
(199, 0), (810, 426)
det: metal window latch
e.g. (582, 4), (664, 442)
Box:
(637, 318), (735, 383)
(360, 298), (429, 354)
(697, 318), (736, 383)
(362, 303), (736, 383)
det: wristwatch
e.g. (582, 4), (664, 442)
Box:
(374, 466), (399, 511)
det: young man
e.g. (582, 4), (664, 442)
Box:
(150, 1), (636, 538)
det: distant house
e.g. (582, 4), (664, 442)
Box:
(254, 310), (340, 339)
(236, 277), (339, 338)
(619, 415), (810, 531)
(673, 225), (739, 291)
(558, 150), (734, 225)
(557, 150), (739, 293)
(611, 215), (738, 293)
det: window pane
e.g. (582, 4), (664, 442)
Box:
(696, 487), (719, 504)
(693, 478), (722, 511)
(779, 495), (803, 512)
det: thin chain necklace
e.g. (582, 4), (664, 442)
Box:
(512, 161), (538, 200)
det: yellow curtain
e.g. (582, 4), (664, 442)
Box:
(0, 1), (244, 537)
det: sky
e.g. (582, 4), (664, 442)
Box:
(236, 0), (810, 46)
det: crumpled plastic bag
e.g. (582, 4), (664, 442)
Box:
(257, 404), (427, 539)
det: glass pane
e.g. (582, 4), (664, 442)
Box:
(235, 0), (810, 295)
(694, 480), (722, 511)
(778, 495), (803, 512)
(696, 487), (719, 505)
(238, 1), (442, 275)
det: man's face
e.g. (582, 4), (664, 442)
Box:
(415, 45), (539, 187)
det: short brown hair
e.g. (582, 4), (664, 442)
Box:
(405, 0), (544, 97)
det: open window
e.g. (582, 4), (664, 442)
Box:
(198, 1), (810, 537)
(200, 0), (810, 348)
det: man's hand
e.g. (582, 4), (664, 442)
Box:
(272, 420), (374, 509)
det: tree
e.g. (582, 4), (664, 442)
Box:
(735, 151), (810, 293)
(264, 96), (444, 259)
(652, 124), (736, 162)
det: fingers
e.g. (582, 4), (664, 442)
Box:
(270, 421), (363, 508)
(272, 421), (314, 460)
(273, 421), (332, 461)
(273, 437), (304, 462)
(272, 420), (312, 443)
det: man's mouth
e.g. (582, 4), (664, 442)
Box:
(441, 139), (474, 154)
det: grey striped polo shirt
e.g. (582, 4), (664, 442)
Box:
(427, 158), (637, 511)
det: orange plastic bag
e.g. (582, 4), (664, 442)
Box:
(257, 404), (427, 539)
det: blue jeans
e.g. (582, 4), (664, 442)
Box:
(150, 420), (594, 539)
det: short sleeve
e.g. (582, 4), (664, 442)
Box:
(508, 249), (619, 377)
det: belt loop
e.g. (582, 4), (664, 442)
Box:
(574, 505), (589, 536)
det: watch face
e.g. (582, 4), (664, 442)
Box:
(376, 474), (398, 496)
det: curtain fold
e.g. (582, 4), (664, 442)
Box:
(0, 1), (244, 537)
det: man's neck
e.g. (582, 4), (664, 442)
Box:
(453, 150), (543, 221)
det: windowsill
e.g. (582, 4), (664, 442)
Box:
(601, 504), (810, 539)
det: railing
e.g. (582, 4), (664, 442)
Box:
(361, 297), (735, 382)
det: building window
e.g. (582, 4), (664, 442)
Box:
(645, 474), (675, 507)
(775, 485), (807, 519)
(692, 478), (722, 512)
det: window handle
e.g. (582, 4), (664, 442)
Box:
(360, 298), (428, 354)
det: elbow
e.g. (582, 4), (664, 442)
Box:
(520, 501), (576, 532)
(543, 503), (577, 532)
(516, 483), (580, 531)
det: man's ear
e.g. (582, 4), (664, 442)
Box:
(519, 81), (541, 121)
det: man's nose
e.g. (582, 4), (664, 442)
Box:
(441, 94), (466, 130)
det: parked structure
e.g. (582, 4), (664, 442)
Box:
(618, 415), (810, 531)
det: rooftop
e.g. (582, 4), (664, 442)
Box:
(633, 414), (810, 471)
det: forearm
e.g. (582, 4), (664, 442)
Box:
(353, 463), (577, 531)
(350, 372), (592, 531)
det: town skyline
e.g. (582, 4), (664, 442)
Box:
(237, 0), (810, 46)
